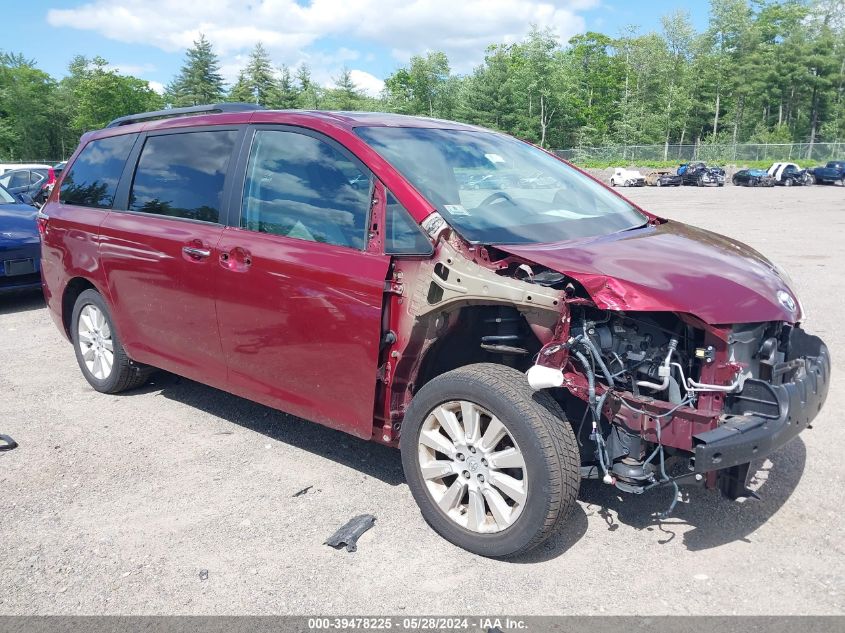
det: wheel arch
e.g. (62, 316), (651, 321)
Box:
(61, 277), (107, 339)
(413, 304), (545, 394)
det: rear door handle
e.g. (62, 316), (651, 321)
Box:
(183, 246), (211, 258)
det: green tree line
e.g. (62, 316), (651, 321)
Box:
(2, 0), (844, 161)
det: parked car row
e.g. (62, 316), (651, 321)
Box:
(0, 161), (65, 207)
(610, 160), (845, 188)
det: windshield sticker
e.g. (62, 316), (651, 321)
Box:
(444, 204), (470, 216)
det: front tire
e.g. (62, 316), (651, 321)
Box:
(71, 289), (152, 393)
(400, 364), (579, 558)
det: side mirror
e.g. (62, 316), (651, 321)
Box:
(18, 192), (35, 206)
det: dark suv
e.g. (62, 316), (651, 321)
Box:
(40, 104), (830, 557)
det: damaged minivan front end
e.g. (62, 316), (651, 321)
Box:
(386, 215), (829, 514)
(499, 220), (831, 505)
(358, 121), (830, 556)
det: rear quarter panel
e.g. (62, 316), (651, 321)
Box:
(40, 195), (112, 339)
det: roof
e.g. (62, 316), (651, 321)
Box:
(86, 108), (486, 142)
(287, 111), (484, 131)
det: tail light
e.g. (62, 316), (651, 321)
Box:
(46, 167), (56, 185)
(36, 209), (49, 236)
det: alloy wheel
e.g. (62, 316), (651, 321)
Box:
(417, 400), (528, 533)
(77, 304), (114, 380)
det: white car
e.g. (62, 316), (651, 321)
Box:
(610, 167), (646, 187)
(0, 163), (51, 176)
(767, 162), (813, 186)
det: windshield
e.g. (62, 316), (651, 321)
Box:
(0, 185), (16, 204)
(355, 126), (647, 245)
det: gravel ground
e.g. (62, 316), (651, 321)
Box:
(1, 184), (843, 615)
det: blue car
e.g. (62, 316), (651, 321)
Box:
(0, 183), (41, 293)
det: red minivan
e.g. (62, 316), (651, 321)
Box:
(40, 104), (829, 557)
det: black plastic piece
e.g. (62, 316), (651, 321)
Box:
(717, 463), (761, 500)
(325, 514), (376, 552)
(0, 434), (17, 451)
(694, 328), (829, 473)
(106, 103), (265, 128)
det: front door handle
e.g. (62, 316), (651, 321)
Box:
(183, 246), (211, 258)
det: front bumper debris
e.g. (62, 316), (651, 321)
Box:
(693, 328), (830, 473)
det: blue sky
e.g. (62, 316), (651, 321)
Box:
(3, 1), (710, 95)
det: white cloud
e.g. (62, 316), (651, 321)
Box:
(47, 1), (596, 76)
(147, 80), (166, 94)
(348, 70), (385, 97)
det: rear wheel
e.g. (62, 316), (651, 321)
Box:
(71, 289), (153, 393)
(785, 177), (793, 187)
(400, 363), (579, 558)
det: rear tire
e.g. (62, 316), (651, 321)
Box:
(71, 289), (153, 393)
(400, 363), (579, 558)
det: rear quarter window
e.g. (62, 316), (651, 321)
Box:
(61, 134), (137, 208)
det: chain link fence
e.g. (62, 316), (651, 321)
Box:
(554, 142), (845, 164)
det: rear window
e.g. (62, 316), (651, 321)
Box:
(61, 134), (137, 208)
(0, 171), (29, 189)
(129, 130), (238, 223)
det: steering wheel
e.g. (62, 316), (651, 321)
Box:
(478, 191), (515, 207)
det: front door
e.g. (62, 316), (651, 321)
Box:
(215, 127), (390, 438)
(99, 128), (240, 386)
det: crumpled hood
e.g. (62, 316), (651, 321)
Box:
(499, 221), (801, 325)
(0, 204), (38, 245)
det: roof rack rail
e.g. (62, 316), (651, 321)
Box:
(106, 103), (265, 128)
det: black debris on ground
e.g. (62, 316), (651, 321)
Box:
(324, 514), (376, 553)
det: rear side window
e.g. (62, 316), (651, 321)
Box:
(129, 130), (238, 223)
(61, 134), (136, 208)
(241, 129), (371, 249)
(0, 171), (29, 189)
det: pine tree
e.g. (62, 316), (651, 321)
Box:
(228, 42), (279, 106)
(166, 34), (224, 107)
(328, 67), (361, 110)
(277, 65), (299, 109)
(295, 64), (320, 109)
